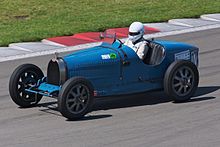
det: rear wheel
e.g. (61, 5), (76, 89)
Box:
(9, 64), (44, 107)
(164, 60), (199, 102)
(58, 77), (94, 120)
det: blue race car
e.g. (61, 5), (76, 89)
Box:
(9, 38), (199, 120)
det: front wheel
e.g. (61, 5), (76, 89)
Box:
(9, 64), (44, 107)
(164, 60), (199, 102)
(58, 77), (94, 120)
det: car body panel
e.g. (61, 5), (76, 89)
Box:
(27, 39), (199, 97)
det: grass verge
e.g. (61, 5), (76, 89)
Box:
(0, 0), (219, 46)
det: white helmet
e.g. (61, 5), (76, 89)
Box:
(128, 22), (145, 43)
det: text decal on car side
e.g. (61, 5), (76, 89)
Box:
(101, 53), (117, 60)
(175, 50), (190, 60)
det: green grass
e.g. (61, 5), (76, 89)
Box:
(0, 0), (219, 46)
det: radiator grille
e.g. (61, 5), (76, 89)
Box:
(47, 58), (67, 85)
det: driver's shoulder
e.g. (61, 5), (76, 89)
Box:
(136, 40), (148, 46)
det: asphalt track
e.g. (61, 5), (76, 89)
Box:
(0, 28), (220, 147)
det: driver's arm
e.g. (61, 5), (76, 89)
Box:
(137, 42), (149, 60)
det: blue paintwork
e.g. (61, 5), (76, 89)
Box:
(26, 83), (60, 97)
(27, 39), (199, 97)
(155, 40), (195, 51)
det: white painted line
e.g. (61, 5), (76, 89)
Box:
(9, 42), (63, 52)
(169, 18), (219, 27)
(42, 39), (67, 47)
(0, 42), (101, 62)
(168, 19), (194, 27)
(201, 15), (220, 22)
(8, 44), (33, 52)
(0, 23), (220, 62)
(144, 23), (220, 39)
(0, 47), (29, 57)
(144, 22), (190, 32)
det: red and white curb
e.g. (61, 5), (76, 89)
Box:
(0, 13), (219, 62)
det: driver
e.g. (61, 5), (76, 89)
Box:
(124, 22), (149, 60)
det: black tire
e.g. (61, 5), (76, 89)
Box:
(9, 64), (44, 107)
(164, 60), (199, 102)
(58, 77), (94, 120)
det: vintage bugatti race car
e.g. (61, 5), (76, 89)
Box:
(9, 38), (199, 120)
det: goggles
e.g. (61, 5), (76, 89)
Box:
(129, 32), (140, 36)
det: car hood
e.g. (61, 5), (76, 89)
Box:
(63, 42), (120, 70)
